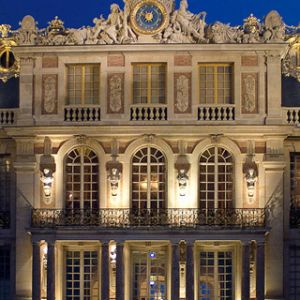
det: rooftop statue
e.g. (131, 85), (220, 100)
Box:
(0, 0), (295, 46)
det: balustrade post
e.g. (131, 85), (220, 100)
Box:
(32, 241), (41, 300)
(101, 242), (110, 300)
(242, 241), (250, 300)
(47, 241), (56, 300)
(116, 242), (124, 300)
(171, 242), (180, 300)
(186, 241), (194, 300)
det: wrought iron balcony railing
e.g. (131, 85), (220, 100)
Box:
(290, 207), (300, 228)
(0, 211), (10, 229)
(31, 208), (267, 229)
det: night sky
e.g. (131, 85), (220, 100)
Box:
(0, 0), (299, 29)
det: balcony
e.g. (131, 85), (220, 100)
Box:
(31, 208), (267, 229)
(0, 211), (10, 229)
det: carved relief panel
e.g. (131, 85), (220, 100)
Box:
(42, 74), (58, 115)
(241, 73), (258, 114)
(107, 73), (124, 114)
(174, 73), (191, 114)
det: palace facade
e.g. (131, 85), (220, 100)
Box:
(0, 0), (300, 299)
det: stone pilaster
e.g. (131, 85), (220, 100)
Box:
(19, 56), (35, 125)
(32, 241), (41, 300)
(101, 242), (110, 300)
(47, 241), (55, 300)
(171, 243), (180, 300)
(186, 242), (194, 300)
(116, 242), (124, 300)
(256, 241), (265, 300)
(242, 241), (250, 300)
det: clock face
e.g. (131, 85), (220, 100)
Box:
(131, 1), (169, 35)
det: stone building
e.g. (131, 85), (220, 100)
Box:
(0, 0), (299, 299)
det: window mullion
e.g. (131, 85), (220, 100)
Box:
(81, 66), (85, 105)
(80, 148), (84, 209)
(147, 66), (152, 104)
(214, 147), (218, 209)
(214, 66), (218, 104)
(147, 147), (151, 209)
(80, 251), (84, 300)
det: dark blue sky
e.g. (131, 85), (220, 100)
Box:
(0, 0), (299, 29)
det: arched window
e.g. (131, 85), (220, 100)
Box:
(199, 146), (233, 209)
(131, 147), (166, 210)
(65, 147), (99, 210)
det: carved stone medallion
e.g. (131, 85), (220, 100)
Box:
(42, 74), (58, 115)
(242, 73), (258, 114)
(107, 73), (124, 114)
(174, 73), (191, 114)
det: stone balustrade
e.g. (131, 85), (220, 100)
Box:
(64, 106), (101, 122)
(283, 107), (300, 125)
(0, 109), (17, 125)
(198, 104), (235, 121)
(130, 105), (168, 121)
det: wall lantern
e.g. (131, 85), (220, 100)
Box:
(107, 160), (122, 197)
(243, 156), (258, 200)
(40, 168), (54, 198)
(175, 153), (190, 197)
(245, 168), (257, 198)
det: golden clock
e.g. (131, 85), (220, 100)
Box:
(130, 0), (169, 35)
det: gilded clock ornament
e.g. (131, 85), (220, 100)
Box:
(130, 0), (169, 35)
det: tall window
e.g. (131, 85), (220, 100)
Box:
(199, 147), (233, 209)
(66, 64), (100, 105)
(65, 249), (99, 300)
(132, 147), (166, 210)
(132, 249), (167, 300)
(133, 64), (166, 104)
(289, 246), (300, 300)
(199, 64), (233, 104)
(291, 153), (300, 208)
(199, 250), (233, 300)
(65, 147), (99, 210)
(0, 246), (10, 300)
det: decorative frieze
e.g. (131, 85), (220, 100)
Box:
(107, 54), (125, 67)
(42, 56), (58, 68)
(241, 56), (258, 67)
(241, 73), (258, 114)
(174, 54), (192, 66)
(107, 73), (124, 114)
(42, 74), (58, 115)
(174, 73), (191, 114)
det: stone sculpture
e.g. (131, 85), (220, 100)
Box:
(0, 0), (288, 46)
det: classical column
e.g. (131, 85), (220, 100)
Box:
(101, 242), (110, 300)
(32, 241), (41, 300)
(186, 242), (194, 300)
(242, 241), (250, 300)
(47, 241), (55, 300)
(256, 241), (265, 300)
(171, 243), (180, 300)
(116, 242), (124, 300)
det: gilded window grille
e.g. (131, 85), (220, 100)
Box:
(66, 64), (100, 105)
(133, 63), (166, 104)
(199, 64), (233, 104)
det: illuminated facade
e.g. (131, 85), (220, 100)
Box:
(0, 0), (300, 299)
